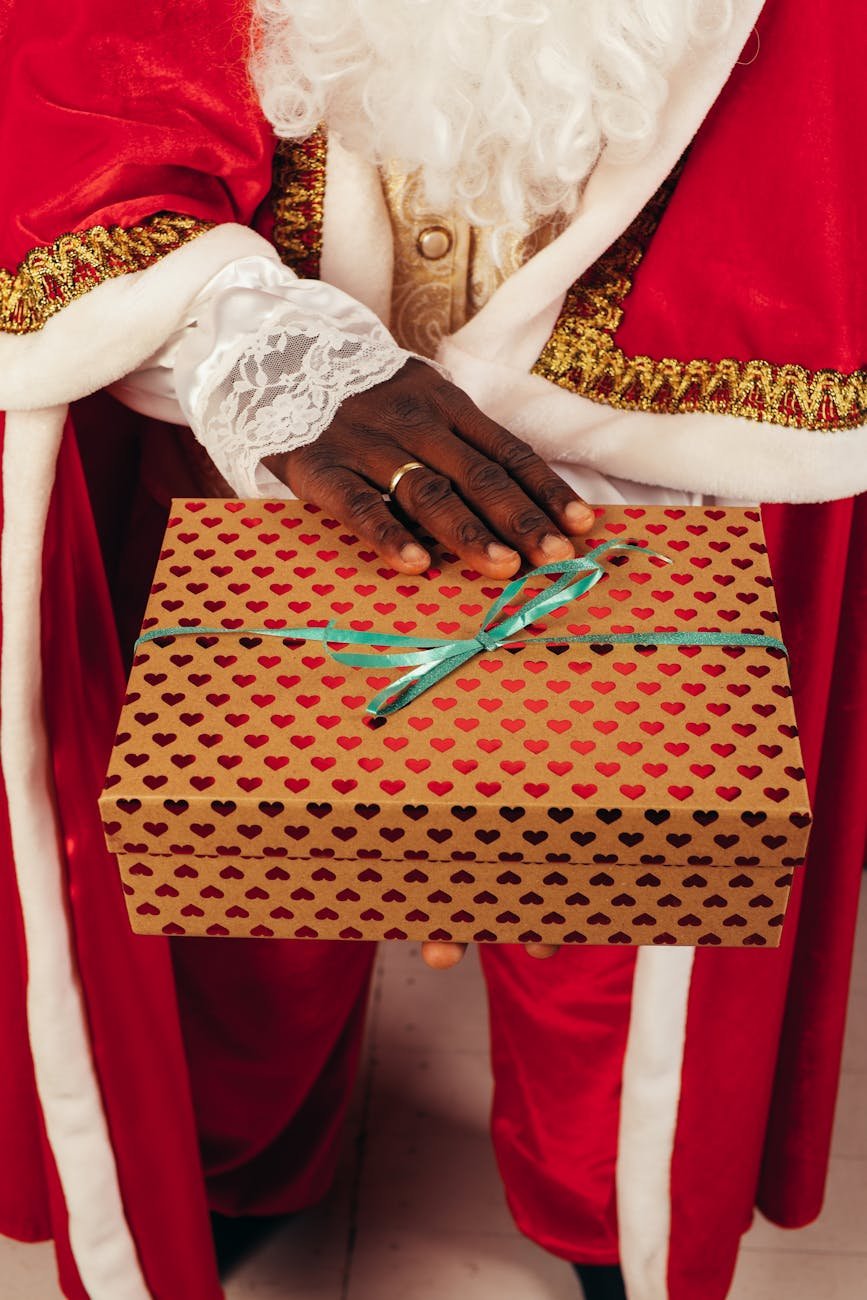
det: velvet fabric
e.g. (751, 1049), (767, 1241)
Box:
(170, 934), (375, 1217)
(666, 499), (867, 1298)
(0, 416), (221, 1298)
(0, 10), (276, 1272)
(0, 0), (275, 266)
(615, 1), (867, 373)
(758, 499), (867, 1224)
(1, 0), (865, 1296)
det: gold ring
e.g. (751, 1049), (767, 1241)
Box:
(387, 460), (427, 497)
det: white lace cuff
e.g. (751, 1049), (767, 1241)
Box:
(123, 254), (415, 498)
(191, 312), (412, 497)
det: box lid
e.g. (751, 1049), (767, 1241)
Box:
(100, 501), (812, 872)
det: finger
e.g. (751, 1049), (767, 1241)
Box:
(283, 452), (431, 574)
(421, 941), (468, 969)
(438, 389), (596, 538)
(386, 459), (534, 578)
(525, 943), (559, 959)
(414, 434), (583, 569)
(359, 445), (523, 580)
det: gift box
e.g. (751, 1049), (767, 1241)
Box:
(100, 500), (811, 948)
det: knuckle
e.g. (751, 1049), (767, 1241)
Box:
(535, 478), (571, 509)
(332, 422), (391, 463)
(407, 472), (453, 510)
(344, 485), (384, 521)
(298, 442), (336, 477)
(498, 438), (538, 475)
(371, 518), (405, 548)
(445, 387), (478, 419)
(387, 391), (431, 429)
(352, 421), (387, 445)
(463, 461), (512, 497)
(453, 518), (491, 548)
(508, 509), (548, 537)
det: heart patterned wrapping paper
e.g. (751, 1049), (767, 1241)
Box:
(100, 500), (812, 948)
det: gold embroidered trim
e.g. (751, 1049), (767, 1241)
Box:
(272, 132), (327, 279)
(0, 213), (214, 335)
(533, 176), (867, 432)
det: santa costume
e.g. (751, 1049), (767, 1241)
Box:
(0, 1), (865, 1297)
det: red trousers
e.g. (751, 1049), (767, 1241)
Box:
(172, 936), (635, 1263)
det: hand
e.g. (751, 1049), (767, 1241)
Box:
(421, 941), (559, 969)
(265, 359), (595, 579)
(267, 360), (588, 967)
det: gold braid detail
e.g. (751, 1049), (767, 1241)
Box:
(533, 174), (867, 432)
(0, 213), (214, 335)
(271, 132), (327, 279)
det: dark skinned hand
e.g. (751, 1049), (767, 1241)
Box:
(264, 358), (596, 970)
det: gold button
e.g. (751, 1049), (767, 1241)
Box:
(417, 226), (452, 260)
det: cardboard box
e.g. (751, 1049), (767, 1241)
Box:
(101, 501), (811, 947)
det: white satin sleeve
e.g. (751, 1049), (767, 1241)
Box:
(110, 253), (415, 498)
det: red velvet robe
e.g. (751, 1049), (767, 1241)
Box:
(1, 1), (865, 1297)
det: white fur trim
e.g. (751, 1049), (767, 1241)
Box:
(1, 411), (151, 1297)
(617, 947), (696, 1300)
(320, 137), (395, 325)
(439, 343), (867, 504)
(0, 225), (275, 411)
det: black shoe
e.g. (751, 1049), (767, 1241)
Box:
(209, 1210), (294, 1278)
(573, 1263), (628, 1300)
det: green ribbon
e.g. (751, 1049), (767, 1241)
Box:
(136, 540), (787, 717)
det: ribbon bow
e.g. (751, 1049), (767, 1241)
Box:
(328, 542), (653, 713)
(137, 539), (787, 717)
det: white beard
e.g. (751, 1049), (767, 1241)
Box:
(252, 0), (732, 230)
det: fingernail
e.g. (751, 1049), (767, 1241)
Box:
(400, 542), (429, 565)
(486, 542), (519, 563)
(564, 501), (596, 531)
(540, 533), (574, 559)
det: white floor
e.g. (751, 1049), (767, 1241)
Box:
(3, 885), (866, 1300)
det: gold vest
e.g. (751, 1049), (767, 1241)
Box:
(381, 165), (563, 357)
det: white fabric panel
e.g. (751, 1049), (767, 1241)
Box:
(617, 948), (696, 1300)
(1, 410), (152, 1299)
(547, 460), (702, 509)
(320, 136), (395, 325)
(440, 339), (867, 505)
